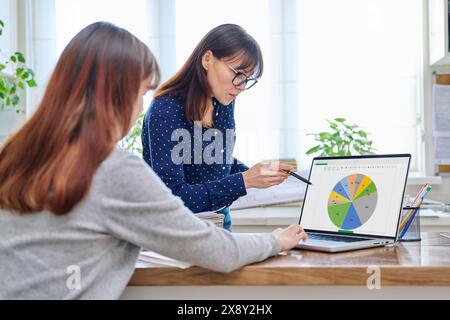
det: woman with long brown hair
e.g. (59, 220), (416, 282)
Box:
(142, 24), (293, 231)
(0, 22), (307, 299)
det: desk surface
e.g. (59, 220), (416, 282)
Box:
(129, 233), (450, 286)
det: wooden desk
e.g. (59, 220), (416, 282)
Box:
(122, 233), (450, 299)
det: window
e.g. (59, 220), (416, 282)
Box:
(55, 0), (150, 55)
(55, 0), (154, 114)
(51, 0), (425, 172)
(297, 0), (424, 172)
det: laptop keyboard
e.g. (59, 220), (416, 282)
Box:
(308, 233), (372, 243)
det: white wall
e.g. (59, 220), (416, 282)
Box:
(0, 0), (16, 52)
(0, 0), (57, 146)
(24, 0), (56, 113)
(406, 178), (450, 203)
(146, 0), (176, 82)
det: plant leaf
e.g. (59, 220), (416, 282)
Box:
(335, 118), (346, 123)
(358, 131), (368, 138)
(345, 123), (358, 130)
(319, 132), (333, 140)
(27, 79), (37, 87)
(16, 68), (24, 77)
(324, 146), (332, 155)
(15, 52), (26, 63)
(329, 123), (338, 130)
(11, 95), (19, 106)
(306, 145), (322, 155)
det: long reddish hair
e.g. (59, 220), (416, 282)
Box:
(0, 22), (160, 215)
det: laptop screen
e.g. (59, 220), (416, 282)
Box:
(299, 155), (411, 239)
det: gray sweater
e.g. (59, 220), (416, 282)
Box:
(0, 149), (279, 299)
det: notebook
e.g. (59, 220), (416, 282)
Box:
(230, 171), (308, 210)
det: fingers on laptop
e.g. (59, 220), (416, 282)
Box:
(287, 224), (308, 242)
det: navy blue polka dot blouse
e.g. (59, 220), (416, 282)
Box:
(142, 94), (249, 217)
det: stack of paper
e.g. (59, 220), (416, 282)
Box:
(196, 211), (224, 228)
(420, 209), (450, 218)
(230, 171), (308, 210)
(137, 251), (192, 269)
(265, 158), (298, 171)
(432, 84), (450, 173)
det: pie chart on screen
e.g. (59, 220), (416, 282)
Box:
(327, 174), (378, 230)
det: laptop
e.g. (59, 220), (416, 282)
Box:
(296, 154), (411, 253)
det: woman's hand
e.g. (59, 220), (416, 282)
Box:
(271, 224), (308, 252)
(242, 161), (293, 189)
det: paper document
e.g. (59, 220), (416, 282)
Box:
(196, 211), (224, 228)
(138, 251), (192, 269)
(230, 171), (308, 210)
(435, 137), (450, 164)
(433, 85), (450, 165)
(433, 85), (450, 136)
(419, 209), (450, 218)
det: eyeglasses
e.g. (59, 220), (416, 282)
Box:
(227, 65), (258, 90)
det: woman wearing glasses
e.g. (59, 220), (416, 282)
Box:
(142, 24), (292, 230)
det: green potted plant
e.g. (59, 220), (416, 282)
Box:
(0, 19), (37, 114)
(306, 118), (376, 157)
(118, 113), (145, 155)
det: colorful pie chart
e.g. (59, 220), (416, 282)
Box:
(328, 174), (378, 230)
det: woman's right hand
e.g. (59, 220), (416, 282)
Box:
(242, 161), (292, 189)
(271, 224), (308, 252)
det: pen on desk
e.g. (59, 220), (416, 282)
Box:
(283, 170), (313, 186)
(400, 184), (431, 232)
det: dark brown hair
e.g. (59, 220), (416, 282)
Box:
(0, 22), (160, 215)
(155, 23), (263, 123)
